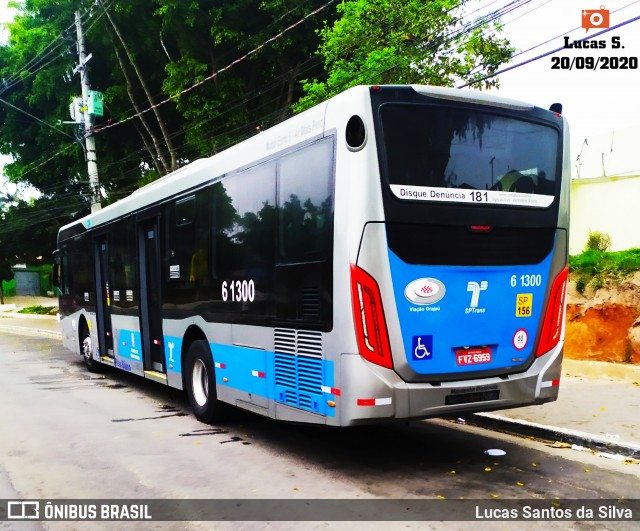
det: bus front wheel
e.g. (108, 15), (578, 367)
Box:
(81, 324), (102, 373)
(185, 340), (230, 424)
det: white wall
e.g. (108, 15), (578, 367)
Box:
(570, 174), (640, 254)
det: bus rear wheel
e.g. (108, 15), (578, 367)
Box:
(185, 340), (231, 424)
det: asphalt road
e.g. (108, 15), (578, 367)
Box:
(0, 331), (638, 530)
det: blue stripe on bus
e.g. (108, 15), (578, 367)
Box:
(210, 343), (335, 417)
(116, 331), (335, 417)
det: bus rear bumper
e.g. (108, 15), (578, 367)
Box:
(339, 343), (563, 426)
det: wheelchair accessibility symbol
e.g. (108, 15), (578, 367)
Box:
(411, 335), (433, 360)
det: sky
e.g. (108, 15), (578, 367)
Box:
(1, 0), (640, 190)
(492, 0), (640, 179)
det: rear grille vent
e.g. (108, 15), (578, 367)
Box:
(274, 328), (325, 414)
(274, 328), (297, 355)
(274, 328), (322, 358)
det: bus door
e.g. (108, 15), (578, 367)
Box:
(138, 218), (165, 373)
(94, 237), (114, 359)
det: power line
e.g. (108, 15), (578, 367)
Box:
(0, 96), (79, 142)
(8, 0), (633, 212)
(459, 11), (640, 88)
(93, 0), (526, 167)
(0, 0), (117, 95)
(6, 0), (516, 183)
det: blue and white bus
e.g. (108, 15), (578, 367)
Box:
(56, 85), (569, 426)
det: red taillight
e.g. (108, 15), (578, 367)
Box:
(536, 265), (569, 357)
(350, 264), (393, 369)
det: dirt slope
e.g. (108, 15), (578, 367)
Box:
(565, 271), (640, 364)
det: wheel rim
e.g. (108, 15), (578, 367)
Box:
(82, 335), (92, 361)
(192, 358), (209, 407)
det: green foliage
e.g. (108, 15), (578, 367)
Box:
(0, 0), (336, 271)
(0, 0), (514, 273)
(585, 230), (612, 252)
(17, 304), (58, 315)
(294, 0), (515, 111)
(1, 279), (16, 298)
(569, 248), (640, 293)
(0, 197), (70, 274)
(590, 274), (604, 292)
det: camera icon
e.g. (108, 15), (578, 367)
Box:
(582, 6), (610, 32)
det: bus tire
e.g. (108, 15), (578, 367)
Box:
(185, 340), (231, 424)
(81, 323), (102, 373)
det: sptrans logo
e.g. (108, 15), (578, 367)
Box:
(466, 281), (488, 314)
(582, 5), (610, 32)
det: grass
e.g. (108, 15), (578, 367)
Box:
(569, 248), (640, 294)
(17, 305), (58, 315)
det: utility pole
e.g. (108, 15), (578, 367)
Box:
(75, 10), (101, 212)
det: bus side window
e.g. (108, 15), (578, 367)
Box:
(171, 195), (197, 284)
(277, 140), (334, 263)
(110, 219), (137, 309)
(214, 164), (276, 278)
(53, 252), (69, 295)
(52, 252), (61, 290)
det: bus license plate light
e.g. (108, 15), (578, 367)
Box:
(455, 347), (492, 366)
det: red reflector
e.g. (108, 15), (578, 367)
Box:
(542, 378), (561, 388)
(536, 265), (568, 357)
(350, 264), (393, 369)
(470, 225), (492, 232)
(357, 398), (376, 406)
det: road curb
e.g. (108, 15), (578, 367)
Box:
(0, 312), (57, 320)
(469, 412), (640, 459)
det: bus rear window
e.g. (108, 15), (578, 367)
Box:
(379, 103), (559, 208)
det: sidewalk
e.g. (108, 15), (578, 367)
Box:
(1, 296), (639, 458)
(468, 360), (640, 459)
(0, 295), (60, 338)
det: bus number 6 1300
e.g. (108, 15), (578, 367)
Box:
(222, 279), (255, 303)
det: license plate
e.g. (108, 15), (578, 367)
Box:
(456, 347), (492, 366)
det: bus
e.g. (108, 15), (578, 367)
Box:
(55, 85), (569, 426)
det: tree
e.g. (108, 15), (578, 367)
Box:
(156, 0), (337, 155)
(0, 0), (514, 278)
(294, 0), (515, 111)
(0, 0), (336, 275)
(0, 0), (336, 199)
